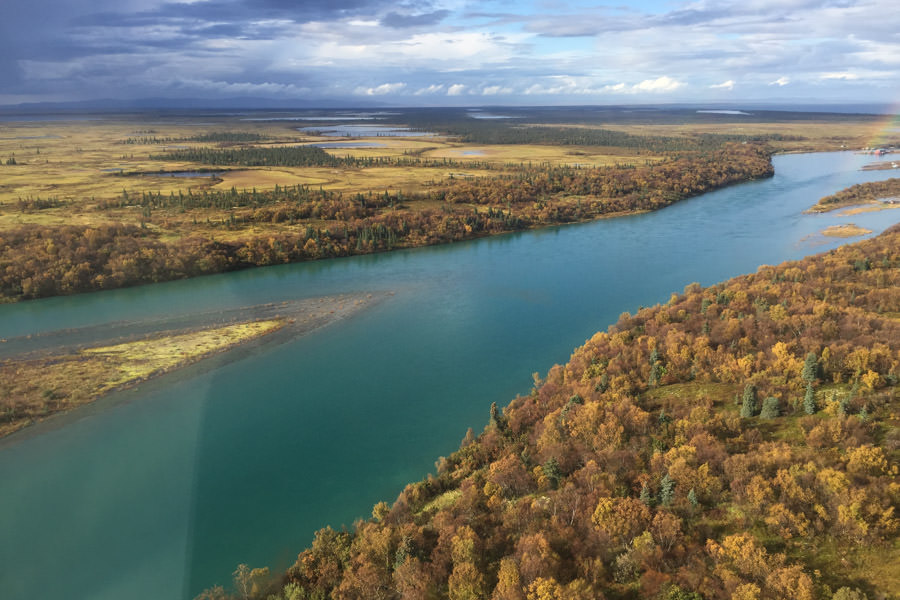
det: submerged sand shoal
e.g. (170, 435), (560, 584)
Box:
(0, 292), (385, 440)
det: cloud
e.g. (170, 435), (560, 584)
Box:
(481, 85), (512, 95)
(414, 84), (444, 95)
(1, 0), (898, 105)
(355, 82), (406, 95)
(820, 72), (859, 80)
(381, 10), (450, 29)
(632, 76), (684, 92)
(520, 75), (685, 96)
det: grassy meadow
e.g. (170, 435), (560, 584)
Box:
(0, 108), (895, 300)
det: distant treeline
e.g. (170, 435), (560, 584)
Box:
(150, 146), (507, 171)
(152, 145), (344, 167)
(119, 132), (269, 145)
(394, 118), (803, 152)
(455, 124), (801, 151)
(12, 196), (70, 211)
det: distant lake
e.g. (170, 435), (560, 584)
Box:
(0, 152), (898, 600)
(467, 113), (518, 119)
(696, 110), (752, 115)
(297, 124), (436, 137)
(243, 112), (399, 122)
(309, 141), (388, 148)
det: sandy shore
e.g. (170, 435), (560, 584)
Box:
(821, 223), (873, 237)
(0, 292), (387, 439)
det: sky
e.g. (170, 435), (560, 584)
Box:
(1, 0), (898, 107)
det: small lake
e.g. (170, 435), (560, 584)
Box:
(467, 113), (518, 119)
(0, 152), (898, 599)
(297, 124), (436, 137)
(696, 109), (752, 115)
(243, 112), (399, 122)
(308, 141), (388, 149)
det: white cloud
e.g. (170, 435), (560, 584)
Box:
(482, 85), (513, 95)
(710, 80), (735, 90)
(769, 76), (790, 86)
(447, 84), (467, 96)
(522, 75), (686, 96)
(413, 84), (444, 95)
(632, 76), (684, 92)
(354, 82), (406, 95)
(820, 72), (859, 80)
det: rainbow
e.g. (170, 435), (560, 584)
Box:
(861, 105), (900, 152)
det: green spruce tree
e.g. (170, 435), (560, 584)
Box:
(740, 384), (758, 417)
(803, 382), (817, 414)
(802, 351), (819, 382)
(760, 396), (780, 419)
(659, 474), (675, 506)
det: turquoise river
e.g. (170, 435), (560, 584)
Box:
(0, 151), (899, 598)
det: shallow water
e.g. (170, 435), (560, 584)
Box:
(297, 124), (436, 137)
(0, 152), (898, 599)
(309, 141), (388, 148)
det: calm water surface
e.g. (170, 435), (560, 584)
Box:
(0, 152), (898, 599)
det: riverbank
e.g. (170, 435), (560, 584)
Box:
(251, 226), (900, 600)
(0, 292), (381, 439)
(807, 177), (900, 213)
(0, 143), (774, 303)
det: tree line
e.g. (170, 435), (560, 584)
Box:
(1, 144), (774, 301)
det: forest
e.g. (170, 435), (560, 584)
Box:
(198, 224), (900, 600)
(811, 178), (900, 212)
(0, 143), (772, 301)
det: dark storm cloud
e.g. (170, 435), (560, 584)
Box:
(75, 0), (391, 28)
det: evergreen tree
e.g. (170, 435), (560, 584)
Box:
(490, 402), (507, 432)
(803, 382), (817, 415)
(740, 384), (758, 417)
(649, 347), (663, 387)
(760, 396), (780, 419)
(802, 352), (819, 382)
(640, 481), (653, 507)
(543, 457), (561, 489)
(688, 488), (699, 509)
(659, 474), (675, 506)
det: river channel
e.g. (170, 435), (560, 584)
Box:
(0, 151), (898, 598)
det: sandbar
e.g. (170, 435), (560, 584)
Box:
(0, 292), (385, 439)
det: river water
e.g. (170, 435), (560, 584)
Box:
(0, 152), (898, 599)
